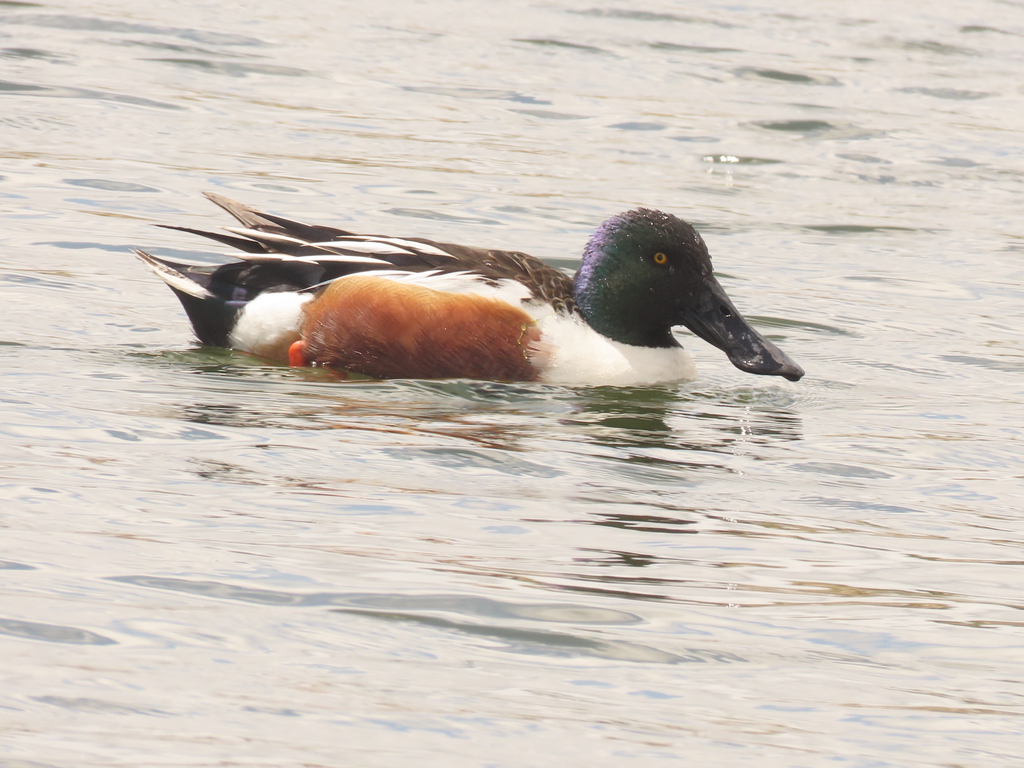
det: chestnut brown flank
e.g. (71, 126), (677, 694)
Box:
(299, 276), (543, 381)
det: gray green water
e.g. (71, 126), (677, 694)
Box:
(2, 1), (1023, 766)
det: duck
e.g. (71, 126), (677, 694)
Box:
(135, 193), (804, 386)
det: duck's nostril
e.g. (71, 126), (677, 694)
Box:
(721, 305), (733, 318)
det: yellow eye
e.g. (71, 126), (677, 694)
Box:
(653, 252), (668, 265)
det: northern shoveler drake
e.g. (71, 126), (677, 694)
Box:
(135, 193), (804, 386)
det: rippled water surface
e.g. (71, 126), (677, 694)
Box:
(2, 1), (1024, 765)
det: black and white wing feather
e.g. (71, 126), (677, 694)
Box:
(154, 192), (576, 308)
(135, 193), (578, 346)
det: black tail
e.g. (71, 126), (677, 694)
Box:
(165, 286), (241, 348)
(134, 250), (247, 347)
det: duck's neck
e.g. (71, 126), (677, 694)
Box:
(571, 264), (678, 349)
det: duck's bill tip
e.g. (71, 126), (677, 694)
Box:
(782, 366), (805, 382)
(726, 349), (805, 381)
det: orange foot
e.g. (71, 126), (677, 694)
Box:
(288, 339), (308, 367)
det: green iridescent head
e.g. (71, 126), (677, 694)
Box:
(573, 209), (804, 381)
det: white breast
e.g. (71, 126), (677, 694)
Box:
(229, 291), (312, 362)
(531, 311), (697, 386)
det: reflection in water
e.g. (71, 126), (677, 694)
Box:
(148, 347), (804, 469)
(568, 384), (803, 453)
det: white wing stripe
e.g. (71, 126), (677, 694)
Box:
(295, 253), (394, 265)
(337, 237), (454, 259)
(369, 238), (454, 258)
(223, 228), (456, 261)
(227, 251), (393, 266)
(306, 239), (419, 255)
(224, 227), (308, 246)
